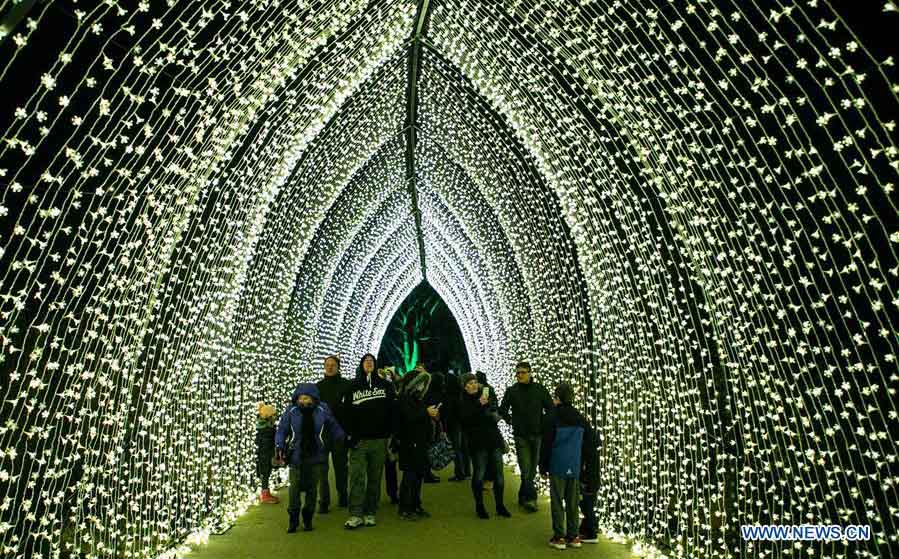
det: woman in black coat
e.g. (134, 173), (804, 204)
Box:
(459, 373), (511, 519)
(396, 372), (440, 520)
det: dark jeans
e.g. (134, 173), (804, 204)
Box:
(258, 460), (272, 491)
(319, 439), (347, 506)
(550, 475), (579, 538)
(471, 448), (505, 505)
(514, 435), (541, 504)
(449, 425), (470, 478)
(579, 484), (597, 537)
(288, 463), (323, 514)
(348, 438), (386, 517)
(385, 457), (398, 500)
(399, 469), (425, 514)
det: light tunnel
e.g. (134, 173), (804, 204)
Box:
(0, 1), (897, 558)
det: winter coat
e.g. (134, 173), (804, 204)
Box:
(499, 379), (553, 438)
(539, 403), (595, 480)
(316, 374), (353, 428)
(458, 387), (505, 453)
(255, 424), (276, 476)
(341, 372), (396, 443)
(396, 394), (435, 472)
(275, 383), (345, 466)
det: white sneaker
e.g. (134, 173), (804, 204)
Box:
(344, 516), (364, 529)
(363, 515), (376, 526)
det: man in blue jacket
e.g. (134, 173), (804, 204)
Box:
(275, 383), (345, 533)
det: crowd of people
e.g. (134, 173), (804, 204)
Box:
(255, 355), (599, 549)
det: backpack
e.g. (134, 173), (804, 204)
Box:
(549, 424), (584, 479)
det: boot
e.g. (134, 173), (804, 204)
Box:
(260, 489), (279, 504)
(302, 509), (314, 531)
(287, 511), (300, 533)
(475, 494), (489, 519)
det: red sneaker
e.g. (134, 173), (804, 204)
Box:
(260, 489), (280, 504)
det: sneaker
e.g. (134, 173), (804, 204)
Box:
(566, 536), (582, 548)
(580, 534), (599, 544)
(344, 516), (364, 530)
(260, 489), (280, 504)
(549, 537), (567, 550)
(363, 515), (376, 526)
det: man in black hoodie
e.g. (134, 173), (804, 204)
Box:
(499, 361), (553, 512)
(316, 355), (353, 512)
(340, 353), (396, 529)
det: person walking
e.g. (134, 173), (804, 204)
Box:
(274, 383), (345, 533)
(459, 373), (511, 520)
(423, 368), (445, 484)
(316, 354), (353, 512)
(475, 371), (495, 492)
(396, 371), (440, 520)
(498, 361), (553, 512)
(380, 367), (400, 505)
(340, 353), (396, 529)
(539, 382), (596, 549)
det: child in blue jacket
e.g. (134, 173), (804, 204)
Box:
(539, 382), (596, 550)
(275, 383), (345, 533)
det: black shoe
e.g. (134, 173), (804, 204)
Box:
(448, 475), (468, 482)
(338, 496), (348, 508)
(287, 512), (300, 533)
(496, 505), (511, 518)
(389, 495), (400, 505)
(302, 510), (314, 531)
(399, 512), (418, 521)
(414, 507), (430, 518)
(318, 504), (329, 514)
(476, 504), (489, 519)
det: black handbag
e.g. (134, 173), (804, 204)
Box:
(427, 424), (454, 470)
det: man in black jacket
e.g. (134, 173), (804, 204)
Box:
(499, 361), (553, 512)
(315, 355), (353, 512)
(340, 353), (396, 529)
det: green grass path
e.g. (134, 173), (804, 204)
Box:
(189, 468), (634, 559)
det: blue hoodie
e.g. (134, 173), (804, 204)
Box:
(275, 383), (345, 466)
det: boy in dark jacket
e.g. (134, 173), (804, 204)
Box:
(339, 353), (396, 529)
(539, 382), (595, 550)
(499, 361), (553, 511)
(255, 402), (279, 504)
(315, 354), (353, 512)
(459, 373), (511, 519)
(275, 383), (345, 533)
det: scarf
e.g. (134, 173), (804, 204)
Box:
(300, 406), (316, 458)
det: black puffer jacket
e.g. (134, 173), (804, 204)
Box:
(459, 387), (504, 453)
(255, 425), (276, 475)
(396, 394), (435, 472)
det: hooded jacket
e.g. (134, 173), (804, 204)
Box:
(340, 355), (396, 443)
(498, 378), (553, 438)
(275, 383), (344, 466)
(539, 403), (596, 481)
